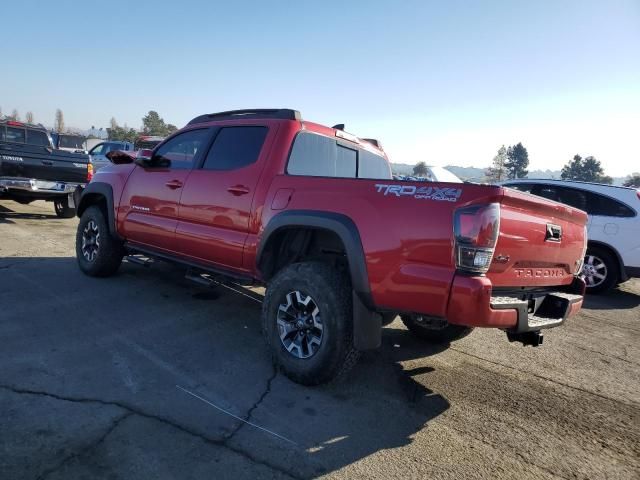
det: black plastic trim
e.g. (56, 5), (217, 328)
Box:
(625, 266), (640, 278)
(258, 210), (373, 308)
(76, 182), (119, 239)
(187, 109), (301, 125)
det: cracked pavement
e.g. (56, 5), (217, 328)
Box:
(1, 200), (639, 479)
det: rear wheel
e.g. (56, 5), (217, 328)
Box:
(262, 262), (360, 385)
(75, 205), (124, 277)
(54, 197), (76, 218)
(582, 246), (619, 294)
(401, 314), (473, 344)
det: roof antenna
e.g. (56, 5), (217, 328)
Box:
(332, 124), (345, 130)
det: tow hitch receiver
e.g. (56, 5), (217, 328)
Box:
(507, 330), (544, 347)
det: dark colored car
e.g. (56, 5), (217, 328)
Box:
(75, 108), (587, 385)
(1, 120), (92, 217)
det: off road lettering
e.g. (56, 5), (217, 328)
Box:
(375, 184), (462, 202)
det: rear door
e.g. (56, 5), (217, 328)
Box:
(175, 125), (274, 270)
(118, 128), (211, 253)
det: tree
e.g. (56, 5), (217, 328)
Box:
(142, 110), (170, 136)
(485, 145), (507, 183)
(11, 109), (20, 121)
(167, 124), (178, 135)
(413, 161), (428, 177)
(561, 155), (612, 184)
(623, 173), (640, 188)
(505, 143), (529, 179)
(106, 117), (138, 143)
(25, 111), (34, 124)
(54, 109), (65, 133)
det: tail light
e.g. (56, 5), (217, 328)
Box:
(87, 163), (94, 182)
(453, 203), (500, 274)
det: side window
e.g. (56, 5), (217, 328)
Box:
(26, 129), (50, 147)
(0, 126), (5, 141)
(358, 150), (392, 179)
(555, 187), (588, 212)
(533, 185), (559, 202)
(585, 191), (635, 217)
(90, 144), (106, 155)
(288, 132), (357, 178)
(152, 129), (209, 169)
(202, 126), (268, 171)
(5, 127), (26, 143)
(506, 183), (534, 193)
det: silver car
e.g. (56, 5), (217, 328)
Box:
(89, 141), (134, 171)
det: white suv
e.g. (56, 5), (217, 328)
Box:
(502, 179), (640, 293)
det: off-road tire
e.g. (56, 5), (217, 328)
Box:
(401, 314), (473, 344)
(262, 262), (360, 385)
(76, 205), (124, 277)
(54, 197), (76, 218)
(583, 246), (619, 294)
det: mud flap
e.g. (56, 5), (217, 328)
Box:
(353, 291), (382, 350)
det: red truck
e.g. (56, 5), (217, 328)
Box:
(75, 109), (587, 385)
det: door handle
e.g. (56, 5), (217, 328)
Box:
(227, 185), (250, 196)
(42, 160), (53, 166)
(165, 180), (183, 189)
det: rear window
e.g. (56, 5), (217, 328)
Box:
(532, 185), (635, 217)
(5, 127), (26, 143)
(202, 126), (268, 170)
(58, 135), (85, 149)
(26, 129), (50, 147)
(287, 132), (390, 179)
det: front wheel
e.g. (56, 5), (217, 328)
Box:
(262, 262), (360, 385)
(54, 197), (76, 218)
(75, 205), (124, 277)
(401, 314), (473, 344)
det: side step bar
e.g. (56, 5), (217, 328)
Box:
(185, 269), (263, 304)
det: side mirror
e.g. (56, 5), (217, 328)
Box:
(107, 150), (135, 165)
(134, 149), (154, 167)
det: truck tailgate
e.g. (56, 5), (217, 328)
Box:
(489, 188), (588, 287)
(0, 143), (89, 184)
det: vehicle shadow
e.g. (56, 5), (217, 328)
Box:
(0, 202), (58, 221)
(0, 256), (451, 478)
(584, 286), (640, 310)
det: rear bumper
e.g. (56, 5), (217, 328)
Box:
(447, 274), (585, 333)
(0, 177), (84, 195)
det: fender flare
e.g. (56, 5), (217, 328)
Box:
(258, 210), (381, 350)
(76, 182), (119, 239)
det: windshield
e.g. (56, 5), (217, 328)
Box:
(58, 135), (85, 149)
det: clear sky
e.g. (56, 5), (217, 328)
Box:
(2, 0), (639, 176)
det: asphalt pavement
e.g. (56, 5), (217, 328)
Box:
(1, 200), (638, 479)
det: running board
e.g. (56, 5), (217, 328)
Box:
(125, 254), (155, 267)
(185, 269), (263, 304)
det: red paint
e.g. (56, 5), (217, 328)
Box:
(92, 114), (587, 327)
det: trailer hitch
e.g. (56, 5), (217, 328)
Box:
(507, 330), (544, 347)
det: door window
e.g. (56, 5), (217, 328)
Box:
(202, 126), (268, 170)
(90, 144), (106, 155)
(152, 129), (209, 169)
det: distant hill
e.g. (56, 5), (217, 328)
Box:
(390, 163), (626, 185)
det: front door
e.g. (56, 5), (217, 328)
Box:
(119, 128), (211, 253)
(176, 125), (273, 270)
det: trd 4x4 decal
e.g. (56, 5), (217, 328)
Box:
(375, 184), (463, 202)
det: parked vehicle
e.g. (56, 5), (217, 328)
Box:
(134, 135), (165, 151)
(51, 132), (87, 153)
(503, 178), (640, 293)
(0, 120), (92, 217)
(75, 108), (587, 385)
(89, 141), (134, 171)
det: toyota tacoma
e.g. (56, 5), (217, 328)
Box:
(75, 108), (587, 385)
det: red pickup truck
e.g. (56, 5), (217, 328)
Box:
(75, 109), (587, 385)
